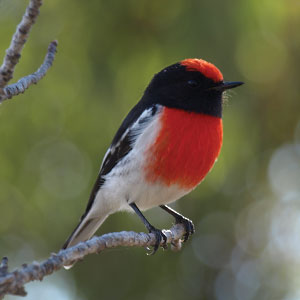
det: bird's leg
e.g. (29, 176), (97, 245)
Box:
(160, 205), (195, 242)
(130, 203), (167, 254)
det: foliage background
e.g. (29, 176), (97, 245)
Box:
(0, 0), (300, 299)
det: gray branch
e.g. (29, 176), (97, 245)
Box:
(1, 40), (58, 102)
(0, 0), (42, 90)
(0, 0), (57, 103)
(0, 224), (186, 299)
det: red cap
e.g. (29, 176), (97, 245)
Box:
(181, 58), (223, 83)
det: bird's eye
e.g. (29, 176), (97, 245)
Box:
(187, 80), (199, 87)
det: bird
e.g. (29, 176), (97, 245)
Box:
(62, 58), (243, 258)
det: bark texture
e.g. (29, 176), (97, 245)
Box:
(0, 224), (186, 299)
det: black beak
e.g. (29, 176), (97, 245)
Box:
(209, 81), (244, 91)
(222, 81), (244, 90)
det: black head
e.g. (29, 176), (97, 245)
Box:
(142, 58), (243, 118)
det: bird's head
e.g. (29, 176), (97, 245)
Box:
(144, 58), (243, 118)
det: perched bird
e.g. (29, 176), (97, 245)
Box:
(62, 58), (243, 257)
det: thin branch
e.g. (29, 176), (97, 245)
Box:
(1, 40), (58, 102)
(0, 224), (186, 299)
(0, 0), (57, 103)
(0, 0), (42, 91)
(0, 258), (8, 276)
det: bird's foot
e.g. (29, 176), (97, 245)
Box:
(147, 225), (167, 255)
(175, 216), (195, 242)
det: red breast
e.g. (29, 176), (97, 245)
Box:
(143, 107), (223, 190)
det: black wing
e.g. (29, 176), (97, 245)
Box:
(81, 102), (159, 219)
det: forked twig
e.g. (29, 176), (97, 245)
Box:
(0, 0), (57, 102)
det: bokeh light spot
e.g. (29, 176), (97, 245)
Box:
(268, 143), (300, 198)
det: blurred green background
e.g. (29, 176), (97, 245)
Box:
(1, 0), (300, 299)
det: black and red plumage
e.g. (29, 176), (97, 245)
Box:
(62, 58), (243, 262)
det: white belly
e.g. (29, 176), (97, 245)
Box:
(101, 164), (189, 212)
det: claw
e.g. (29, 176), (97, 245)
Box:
(159, 205), (195, 243)
(147, 226), (167, 255)
(175, 216), (195, 242)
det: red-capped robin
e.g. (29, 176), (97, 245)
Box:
(62, 58), (243, 258)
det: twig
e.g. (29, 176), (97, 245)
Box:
(0, 258), (8, 276)
(0, 0), (57, 103)
(1, 41), (58, 102)
(0, 224), (186, 299)
(0, 0), (42, 91)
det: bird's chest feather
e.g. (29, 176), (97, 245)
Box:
(144, 107), (223, 190)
